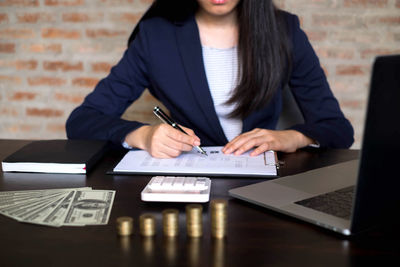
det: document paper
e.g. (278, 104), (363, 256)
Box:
(113, 146), (277, 177)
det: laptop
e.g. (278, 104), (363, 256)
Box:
(229, 55), (400, 236)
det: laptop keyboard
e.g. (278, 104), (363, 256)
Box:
(295, 186), (355, 220)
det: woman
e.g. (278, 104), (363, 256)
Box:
(66, 0), (354, 158)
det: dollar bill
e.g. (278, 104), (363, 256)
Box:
(0, 192), (66, 217)
(0, 188), (91, 209)
(0, 187), (91, 198)
(18, 193), (69, 222)
(63, 190), (115, 225)
(21, 195), (69, 227)
(41, 190), (80, 227)
(0, 188), (114, 227)
(0, 194), (50, 208)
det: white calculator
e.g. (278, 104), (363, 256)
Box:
(141, 176), (211, 203)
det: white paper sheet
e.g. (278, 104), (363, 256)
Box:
(113, 146), (277, 177)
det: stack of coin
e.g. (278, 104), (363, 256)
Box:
(162, 209), (179, 237)
(116, 216), (134, 236)
(186, 204), (203, 237)
(140, 214), (156, 237)
(210, 199), (228, 239)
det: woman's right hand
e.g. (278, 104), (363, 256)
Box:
(124, 124), (201, 158)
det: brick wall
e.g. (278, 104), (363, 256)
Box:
(1, 0), (399, 148)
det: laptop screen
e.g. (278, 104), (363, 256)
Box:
(351, 55), (400, 232)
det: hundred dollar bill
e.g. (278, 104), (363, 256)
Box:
(41, 190), (79, 227)
(21, 195), (69, 227)
(0, 192), (67, 217)
(17, 193), (69, 222)
(0, 187), (91, 197)
(0, 188), (116, 227)
(2, 197), (66, 222)
(0, 191), (66, 210)
(0, 192), (45, 201)
(0, 188), (91, 208)
(0, 194), (50, 208)
(63, 190), (115, 226)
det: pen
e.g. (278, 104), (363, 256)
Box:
(153, 106), (208, 156)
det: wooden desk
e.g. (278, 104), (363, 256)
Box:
(0, 140), (398, 267)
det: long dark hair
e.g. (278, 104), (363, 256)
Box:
(128, 0), (292, 119)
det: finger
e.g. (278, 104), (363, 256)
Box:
(157, 126), (197, 152)
(223, 137), (248, 154)
(151, 149), (180, 159)
(155, 130), (194, 152)
(180, 125), (200, 141)
(250, 143), (270, 157)
(159, 142), (183, 157)
(149, 150), (172, 159)
(233, 136), (266, 156)
(164, 137), (194, 152)
(148, 125), (191, 156)
(166, 127), (200, 147)
(223, 133), (251, 153)
(150, 139), (184, 158)
(223, 132), (263, 154)
(222, 128), (267, 153)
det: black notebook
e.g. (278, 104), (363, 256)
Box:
(1, 140), (107, 174)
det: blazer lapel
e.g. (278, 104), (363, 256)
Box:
(174, 16), (228, 144)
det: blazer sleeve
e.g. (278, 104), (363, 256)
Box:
(66, 23), (151, 146)
(286, 15), (354, 148)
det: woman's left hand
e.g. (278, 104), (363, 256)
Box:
(222, 129), (314, 156)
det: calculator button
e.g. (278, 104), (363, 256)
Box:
(172, 177), (185, 189)
(183, 178), (196, 189)
(148, 176), (163, 190)
(194, 178), (208, 190)
(162, 177), (175, 189)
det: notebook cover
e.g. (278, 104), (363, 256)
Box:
(2, 139), (107, 173)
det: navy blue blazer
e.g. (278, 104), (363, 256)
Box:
(66, 12), (354, 148)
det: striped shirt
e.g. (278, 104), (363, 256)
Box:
(202, 45), (242, 141)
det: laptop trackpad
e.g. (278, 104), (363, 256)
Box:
(229, 180), (312, 207)
(273, 160), (359, 195)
